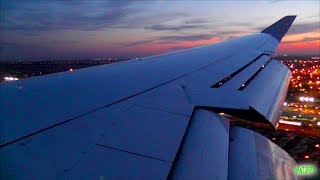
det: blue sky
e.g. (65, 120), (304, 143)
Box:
(0, 0), (319, 59)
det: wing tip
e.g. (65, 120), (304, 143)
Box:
(261, 15), (297, 42)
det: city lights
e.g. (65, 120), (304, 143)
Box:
(299, 96), (315, 102)
(279, 120), (302, 126)
(287, 59), (320, 94)
(4, 76), (19, 81)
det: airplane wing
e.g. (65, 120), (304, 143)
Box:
(1, 16), (298, 179)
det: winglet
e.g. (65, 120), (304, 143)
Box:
(261, 15), (297, 42)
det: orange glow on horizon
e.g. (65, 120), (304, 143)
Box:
(277, 31), (320, 54)
(121, 37), (221, 56)
(92, 32), (319, 57)
(277, 40), (320, 54)
(132, 33), (319, 56)
(282, 32), (319, 42)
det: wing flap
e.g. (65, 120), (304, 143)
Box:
(221, 55), (270, 90)
(169, 109), (229, 179)
(184, 58), (291, 128)
(228, 127), (298, 180)
(245, 60), (291, 127)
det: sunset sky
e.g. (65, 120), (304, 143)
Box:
(0, 0), (319, 59)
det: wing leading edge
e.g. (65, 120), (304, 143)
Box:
(0, 16), (298, 179)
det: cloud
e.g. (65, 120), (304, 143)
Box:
(159, 34), (213, 42)
(145, 24), (207, 31)
(0, 42), (17, 47)
(185, 18), (208, 24)
(0, 42), (19, 56)
(269, 0), (286, 3)
(0, 1), (137, 31)
(0, 42), (19, 55)
(118, 31), (247, 48)
(117, 34), (215, 48)
(121, 39), (154, 47)
(0, 39), (79, 53)
(255, 21), (320, 35)
(1, 1), (192, 32)
(307, 14), (320, 19)
(287, 21), (320, 34)
(112, 12), (189, 29)
(230, 22), (254, 26)
(46, 40), (80, 45)
(169, 46), (188, 51)
(214, 30), (246, 36)
(282, 36), (320, 44)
